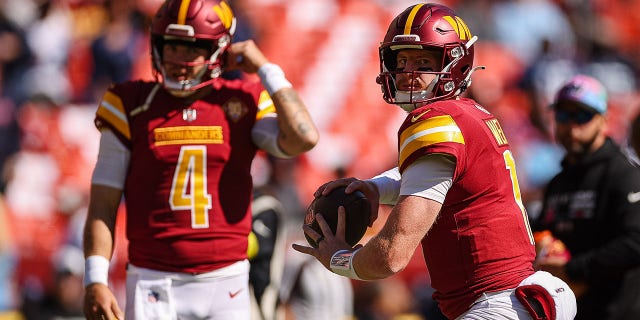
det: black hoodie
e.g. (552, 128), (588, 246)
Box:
(535, 138), (640, 320)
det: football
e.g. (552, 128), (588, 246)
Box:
(304, 186), (371, 248)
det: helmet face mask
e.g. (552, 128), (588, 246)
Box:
(377, 3), (477, 111)
(150, 0), (236, 96)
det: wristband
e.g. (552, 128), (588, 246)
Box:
(84, 255), (110, 287)
(257, 63), (292, 95)
(330, 249), (362, 280)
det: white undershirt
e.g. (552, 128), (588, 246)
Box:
(367, 154), (455, 205)
(91, 130), (129, 189)
(251, 115), (290, 158)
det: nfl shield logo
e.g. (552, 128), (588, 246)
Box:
(183, 108), (197, 122)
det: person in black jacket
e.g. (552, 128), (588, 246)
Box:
(630, 112), (640, 165)
(534, 74), (640, 320)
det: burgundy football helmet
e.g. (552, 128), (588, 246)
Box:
(151, 0), (236, 96)
(377, 3), (480, 111)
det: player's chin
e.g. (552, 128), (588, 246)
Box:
(397, 83), (420, 91)
(169, 75), (190, 82)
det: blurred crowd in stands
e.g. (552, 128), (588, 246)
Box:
(0, 0), (639, 319)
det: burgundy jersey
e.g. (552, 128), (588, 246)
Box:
(95, 79), (276, 273)
(398, 98), (536, 319)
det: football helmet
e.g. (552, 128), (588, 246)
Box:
(377, 3), (480, 111)
(151, 0), (237, 96)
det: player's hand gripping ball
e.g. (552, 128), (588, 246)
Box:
(304, 186), (371, 248)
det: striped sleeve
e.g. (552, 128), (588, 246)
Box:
(398, 115), (464, 171)
(256, 90), (276, 120)
(95, 90), (131, 141)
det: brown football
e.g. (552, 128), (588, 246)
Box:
(304, 186), (371, 248)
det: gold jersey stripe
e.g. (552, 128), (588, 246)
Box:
(398, 128), (464, 168)
(398, 115), (464, 168)
(256, 103), (275, 120)
(97, 91), (130, 140)
(256, 90), (276, 120)
(178, 0), (192, 25)
(404, 4), (425, 35)
(399, 115), (458, 144)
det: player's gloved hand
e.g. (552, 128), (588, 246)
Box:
(314, 178), (380, 227)
(84, 283), (124, 320)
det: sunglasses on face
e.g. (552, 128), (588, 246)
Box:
(554, 109), (597, 124)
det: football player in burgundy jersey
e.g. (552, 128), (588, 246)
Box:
(81, 0), (318, 319)
(294, 3), (576, 320)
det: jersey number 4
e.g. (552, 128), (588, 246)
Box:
(169, 146), (212, 228)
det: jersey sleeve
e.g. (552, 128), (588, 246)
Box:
(94, 85), (132, 148)
(398, 111), (465, 173)
(256, 89), (276, 120)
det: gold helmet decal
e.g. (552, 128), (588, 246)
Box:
(174, 0), (234, 31)
(213, 1), (234, 30)
(442, 15), (472, 40)
(403, 3), (426, 34)
(176, 0), (191, 25)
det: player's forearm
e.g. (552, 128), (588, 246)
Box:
(353, 240), (402, 280)
(83, 184), (122, 258)
(272, 88), (319, 155)
(353, 227), (417, 280)
(83, 185), (121, 287)
(256, 63), (318, 155)
(353, 196), (436, 280)
(83, 217), (116, 258)
(83, 217), (115, 287)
